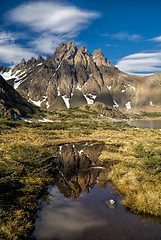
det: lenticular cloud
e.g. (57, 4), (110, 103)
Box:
(116, 51), (161, 75)
(8, 2), (100, 34)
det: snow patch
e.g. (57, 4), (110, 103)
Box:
(91, 55), (95, 62)
(29, 99), (42, 107)
(107, 85), (112, 91)
(29, 96), (47, 107)
(57, 87), (60, 96)
(128, 85), (135, 91)
(113, 100), (119, 108)
(125, 102), (131, 110)
(88, 94), (97, 100)
(46, 101), (50, 109)
(78, 149), (84, 155)
(1, 69), (12, 80)
(59, 146), (62, 155)
(76, 84), (82, 91)
(88, 73), (93, 78)
(131, 86), (135, 91)
(62, 95), (70, 108)
(38, 118), (53, 122)
(55, 61), (62, 72)
(84, 95), (94, 104)
(149, 101), (154, 106)
(14, 78), (26, 89)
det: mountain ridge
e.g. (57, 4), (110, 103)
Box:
(1, 41), (161, 112)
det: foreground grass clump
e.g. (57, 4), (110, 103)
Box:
(0, 144), (56, 240)
(99, 141), (161, 217)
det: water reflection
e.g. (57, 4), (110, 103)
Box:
(54, 142), (106, 199)
(31, 142), (161, 240)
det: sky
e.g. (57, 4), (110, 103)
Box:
(1, 0), (161, 75)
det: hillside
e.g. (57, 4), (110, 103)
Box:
(0, 75), (37, 119)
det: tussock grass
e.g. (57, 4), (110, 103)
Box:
(99, 135), (161, 217)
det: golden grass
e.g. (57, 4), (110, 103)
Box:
(98, 129), (161, 217)
(0, 117), (161, 239)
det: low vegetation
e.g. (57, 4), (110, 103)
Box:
(99, 133), (161, 217)
(141, 111), (161, 118)
(0, 107), (161, 239)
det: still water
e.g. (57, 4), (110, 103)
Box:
(31, 142), (161, 240)
(119, 119), (161, 129)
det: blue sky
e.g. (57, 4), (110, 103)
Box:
(1, 0), (161, 75)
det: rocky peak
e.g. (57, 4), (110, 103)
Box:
(26, 57), (37, 68)
(93, 49), (112, 67)
(19, 58), (26, 68)
(0, 65), (11, 74)
(37, 55), (45, 63)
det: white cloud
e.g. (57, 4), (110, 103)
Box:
(0, 32), (36, 65)
(0, 32), (17, 44)
(8, 2), (100, 34)
(105, 43), (117, 47)
(116, 51), (161, 75)
(0, 1), (100, 64)
(150, 35), (161, 42)
(103, 32), (142, 41)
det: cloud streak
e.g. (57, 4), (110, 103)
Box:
(0, 32), (36, 65)
(103, 32), (143, 41)
(116, 51), (161, 75)
(8, 2), (100, 34)
(150, 35), (161, 42)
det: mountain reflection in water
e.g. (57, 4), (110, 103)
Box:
(54, 142), (106, 199)
(31, 142), (161, 240)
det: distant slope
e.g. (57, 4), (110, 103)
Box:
(0, 75), (37, 119)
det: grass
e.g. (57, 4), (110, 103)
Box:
(0, 107), (161, 239)
(0, 144), (57, 240)
(141, 111), (161, 118)
(99, 135), (161, 217)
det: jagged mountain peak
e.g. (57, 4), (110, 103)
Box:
(92, 49), (113, 67)
(1, 41), (161, 111)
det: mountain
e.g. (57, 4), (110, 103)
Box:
(1, 41), (161, 111)
(0, 75), (37, 119)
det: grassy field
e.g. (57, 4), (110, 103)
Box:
(0, 108), (161, 239)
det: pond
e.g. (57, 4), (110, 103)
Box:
(31, 142), (161, 240)
(118, 119), (161, 129)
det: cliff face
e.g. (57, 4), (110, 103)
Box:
(1, 41), (161, 111)
(0, 75), (36, 119)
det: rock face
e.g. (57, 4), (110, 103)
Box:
(0, 75), (37, 119)
(1, 41), (161, 111)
